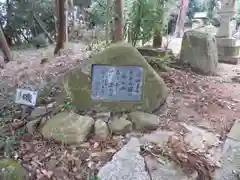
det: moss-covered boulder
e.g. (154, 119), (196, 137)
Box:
(63, 43), (168, 113)
(180, 30), (218, 75)
(0, 158), (27, 180)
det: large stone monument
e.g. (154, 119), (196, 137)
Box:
(216, 0), (240, 64)
(63, 43), (168, 113)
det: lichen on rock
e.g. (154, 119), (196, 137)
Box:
(63, 43), (168, 113)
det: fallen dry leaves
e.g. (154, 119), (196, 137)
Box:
(13, 133), (122, 180)
(0, 42), (240, 179)
(159, 68), (240, 137)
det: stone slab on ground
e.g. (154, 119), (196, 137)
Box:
(227, 120), (240, 141)
(213, 138), (240, 180)
(63, 43), (168, 113)
(144, 155), (197, 180)
(214, 120), (240, 179)
(97, 137), (151, 180)
(182, 123), (220, 151)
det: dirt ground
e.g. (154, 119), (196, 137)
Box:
(0, 43), (92, 108)
(162, 38), (240, 136)
(1, 39), (240, 179)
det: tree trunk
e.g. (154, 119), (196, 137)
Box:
(0, 27), (12, 63)
(105, 0), (111, 44)
(113, 0), (123, 42)
(54, 0), (59, 40)
(152, 0), (165, 48)
(54, 0), (66, 55)
(152, 32), (162, 48)
(5, 0), (12, 46)
(174, 0), (189, 37)
(65, 0), (68, 43)
(68, 0), (77, 40)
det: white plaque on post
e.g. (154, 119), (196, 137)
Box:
(15, 88), (38, 106)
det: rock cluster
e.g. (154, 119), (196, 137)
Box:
(40, 111), (161, 144)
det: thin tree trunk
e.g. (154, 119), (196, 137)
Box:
(5, 0), (12, 46)
(69, 0), (76, 38)
(33, 13), (54, 43)
(152, 31), (163, 48)
(54, 0), (59, 40)
(65, 0), (68, 42)
(152, 0), (165, 48)
(174, 0), (189, 37)
(105, 0), (111, 44)
(0, 27), (12, 62)
(113, 0), (123, 42)
(54, 0), (66, 55)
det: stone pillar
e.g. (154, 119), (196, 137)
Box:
(216, 0), (240, 64)
(216, 0), (235, 38)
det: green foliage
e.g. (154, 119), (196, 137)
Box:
(87, 0), (107, 25)
(145, 53), (171, 70)
(127, 0), (154, 46)
(88, 0), (134, 27)
(15, 129), (26, 136)
(0, 158), (27, 180)
(0, 136), (16, 157)
(0, 0), (54, 45)
(127, 0), (174, 46)
(88, 175), (101, 180)
(53, 132), (65, 150)
(62, 101), (73, 110)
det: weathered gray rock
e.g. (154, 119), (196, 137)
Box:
(108, 117), (132, 135)
(0, 158), (27, 180)
(139, 130), (174, 147)
(180, 30), (218, 75)
(144, 155), (198, 180)
(31, 33), (48, 48)
(29, 106), (47, 120)
(97, 137), (151, 180)
(26, 119), (41, 134)
(41, 112), (94, 144)
(227, 120), (240, 141)
(94, 119), (110, 140)
(213, 138), (240, 180)
(94, 112), (111, 122)
(129, 111), (160, 131)
(214, 120), (240, 179)
(182, 124), (220, 151)
(63, 43), (168, 113)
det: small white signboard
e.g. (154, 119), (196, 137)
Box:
(15, 88), (38, 106)
(194, 12), (208, 19)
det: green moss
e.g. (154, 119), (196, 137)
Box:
(64, 43), (168, 113)
(0, 158), (27, 180)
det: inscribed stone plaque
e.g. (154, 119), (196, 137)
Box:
(91, 65), (143, 101)
(63, 43), (168, 113)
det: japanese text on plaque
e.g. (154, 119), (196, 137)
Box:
(91, 65), (143, 101)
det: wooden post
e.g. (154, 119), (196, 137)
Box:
(113, 0), (123, 42)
